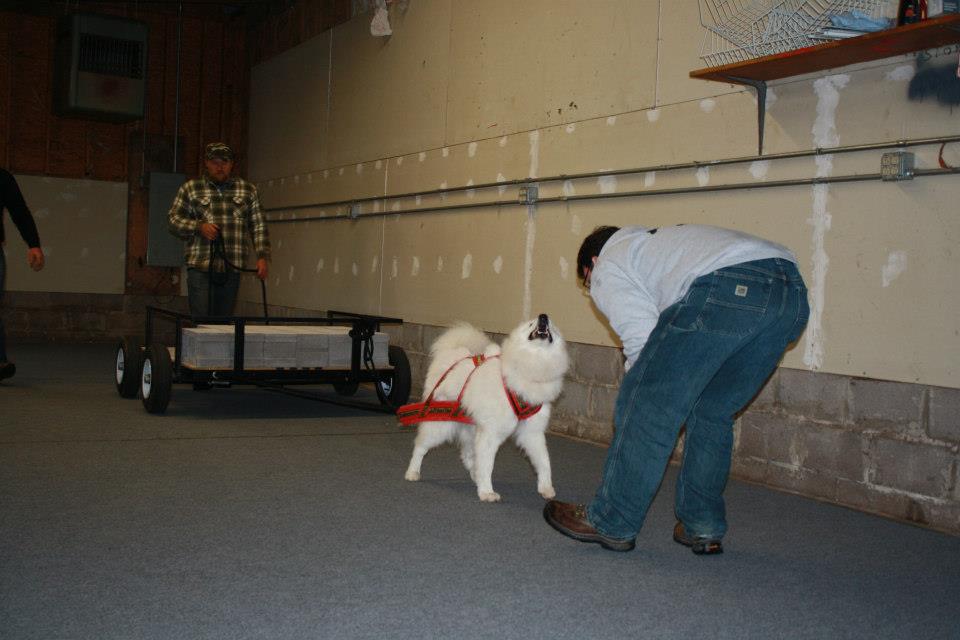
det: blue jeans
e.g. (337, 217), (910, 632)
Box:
(588, 258), (809, 541)
(186, 267), (240, 318)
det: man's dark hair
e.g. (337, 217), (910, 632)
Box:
(576, 226), (620, 281)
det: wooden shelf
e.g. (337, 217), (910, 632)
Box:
(689, 14), (960, 154)
(691, 14), (960, 85)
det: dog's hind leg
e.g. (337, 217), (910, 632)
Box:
(456, 427), (477, 482)
(473, 425), (511, 502)
(515, 415), (555, 499)
(405, 422), (455, 481)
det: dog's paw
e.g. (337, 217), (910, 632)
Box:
(478, 491), (502, 503)
(404, 470), (421, 482)
(538, 485), (556, 500)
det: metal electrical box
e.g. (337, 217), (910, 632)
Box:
(146, 172), (186, 268)
(54, 13), (148, 122)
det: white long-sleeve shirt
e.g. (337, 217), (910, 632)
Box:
(589, 225), (796, 369)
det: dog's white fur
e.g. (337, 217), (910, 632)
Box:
(403, 317), (569, 502)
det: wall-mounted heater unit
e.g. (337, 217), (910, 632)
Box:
(54, 13), (148, 122)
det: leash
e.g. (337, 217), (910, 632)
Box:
(207, 235), (268, 319)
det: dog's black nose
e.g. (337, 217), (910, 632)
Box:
(529, 313), (552, 342)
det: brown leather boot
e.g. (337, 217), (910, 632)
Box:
(673, 522), (723, 555)
(543, 500), (636, 552)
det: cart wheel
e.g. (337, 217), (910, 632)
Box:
(377, 345), (412, 407)
(333, 380), (360, 396)
(115, 336), (142, 398)
(141, 341), (173, 414)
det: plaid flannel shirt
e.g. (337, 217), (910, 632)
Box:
(168, 175), (271, 271)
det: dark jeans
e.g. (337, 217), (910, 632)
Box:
(186, 267), (240, 318)
(0, 244), (6, 361)
(588, 258), (810, 540)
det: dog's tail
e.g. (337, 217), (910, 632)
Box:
(431, 322), (493, 357)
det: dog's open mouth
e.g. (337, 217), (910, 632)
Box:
(528, 313), (553, 343)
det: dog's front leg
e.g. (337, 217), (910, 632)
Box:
(473, 426), (509, 502)
(515, 415), (555, 499)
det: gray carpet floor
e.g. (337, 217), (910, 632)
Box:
(1, 343), (958, 639)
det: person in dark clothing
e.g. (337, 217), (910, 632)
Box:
(0, 169), (45, 381)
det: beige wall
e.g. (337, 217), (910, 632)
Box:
(247, 0), (960, 389)
(4, 175), (128, 295)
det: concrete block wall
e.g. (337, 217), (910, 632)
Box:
(2, 291), (188, 343)
(383, 320), (960, 536)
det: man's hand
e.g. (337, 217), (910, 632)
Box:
(256, 257), (269, 281)
(27, 247), (44, 272)
(199, 222), (220, 241)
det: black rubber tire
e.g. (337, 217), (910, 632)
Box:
(141, 342), (173, 414)
(115, 336), (142, 399)
(378, 345), (412, 407)
(333, 380), (360, 396)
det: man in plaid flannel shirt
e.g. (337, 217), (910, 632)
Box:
(168, 142), (271, 317)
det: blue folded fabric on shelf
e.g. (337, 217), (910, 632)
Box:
(829, 10), (893, 32)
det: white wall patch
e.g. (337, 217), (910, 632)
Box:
(437, 256), (443, 272)
(333, 257), (340, 274)
(316, 258), (324, 273)
(803, 74), (848, 371)
(565, 123), (576, 133)
(563, 180), (576, 197)
(647, 108), (661, 122)
(493, 255), (503, 274)
(396, 156), (403, 166)
(466, 179), (475, 198)
(289, 265), (295, 281)
(355, 163), (363, 174)
(351, 262), (358, 276)
(371, 256), (378, 273)
(696, 166), (710, 187)
(462, 253), (473, 279)
(749, 160), (770, 180)
(886, 65), (914, 82)
(497, 173), (507, 195)
(419, 152), (427, 162)
(881, 251), (907, 287)
(606, 116), (617, 126)
(410, 256), (420, 276)
(442, 147), (449, 158)
(699, 98), (716, 113)
(392, 201), (401, 211)
(523, 207), (536, 320)
(598, 173), (617, 194)
(392, 256), (398, 279)
(499, 136), (508, 147)
(528, 130), (541, 179)
(468, 142), (478, 157)
(559, 256), (569, 280)
(644, 172), (656, 188)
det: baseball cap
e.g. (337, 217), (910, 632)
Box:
(205, 142), (234, 161)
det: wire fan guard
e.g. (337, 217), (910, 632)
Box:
(697, 0), (887, 67)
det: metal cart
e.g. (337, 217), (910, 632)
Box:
(113, 306), (412, 414)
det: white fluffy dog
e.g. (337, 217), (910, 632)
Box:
(403, 314), (569, 502)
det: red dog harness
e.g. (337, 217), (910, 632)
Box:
(396, 354), (542, 427)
